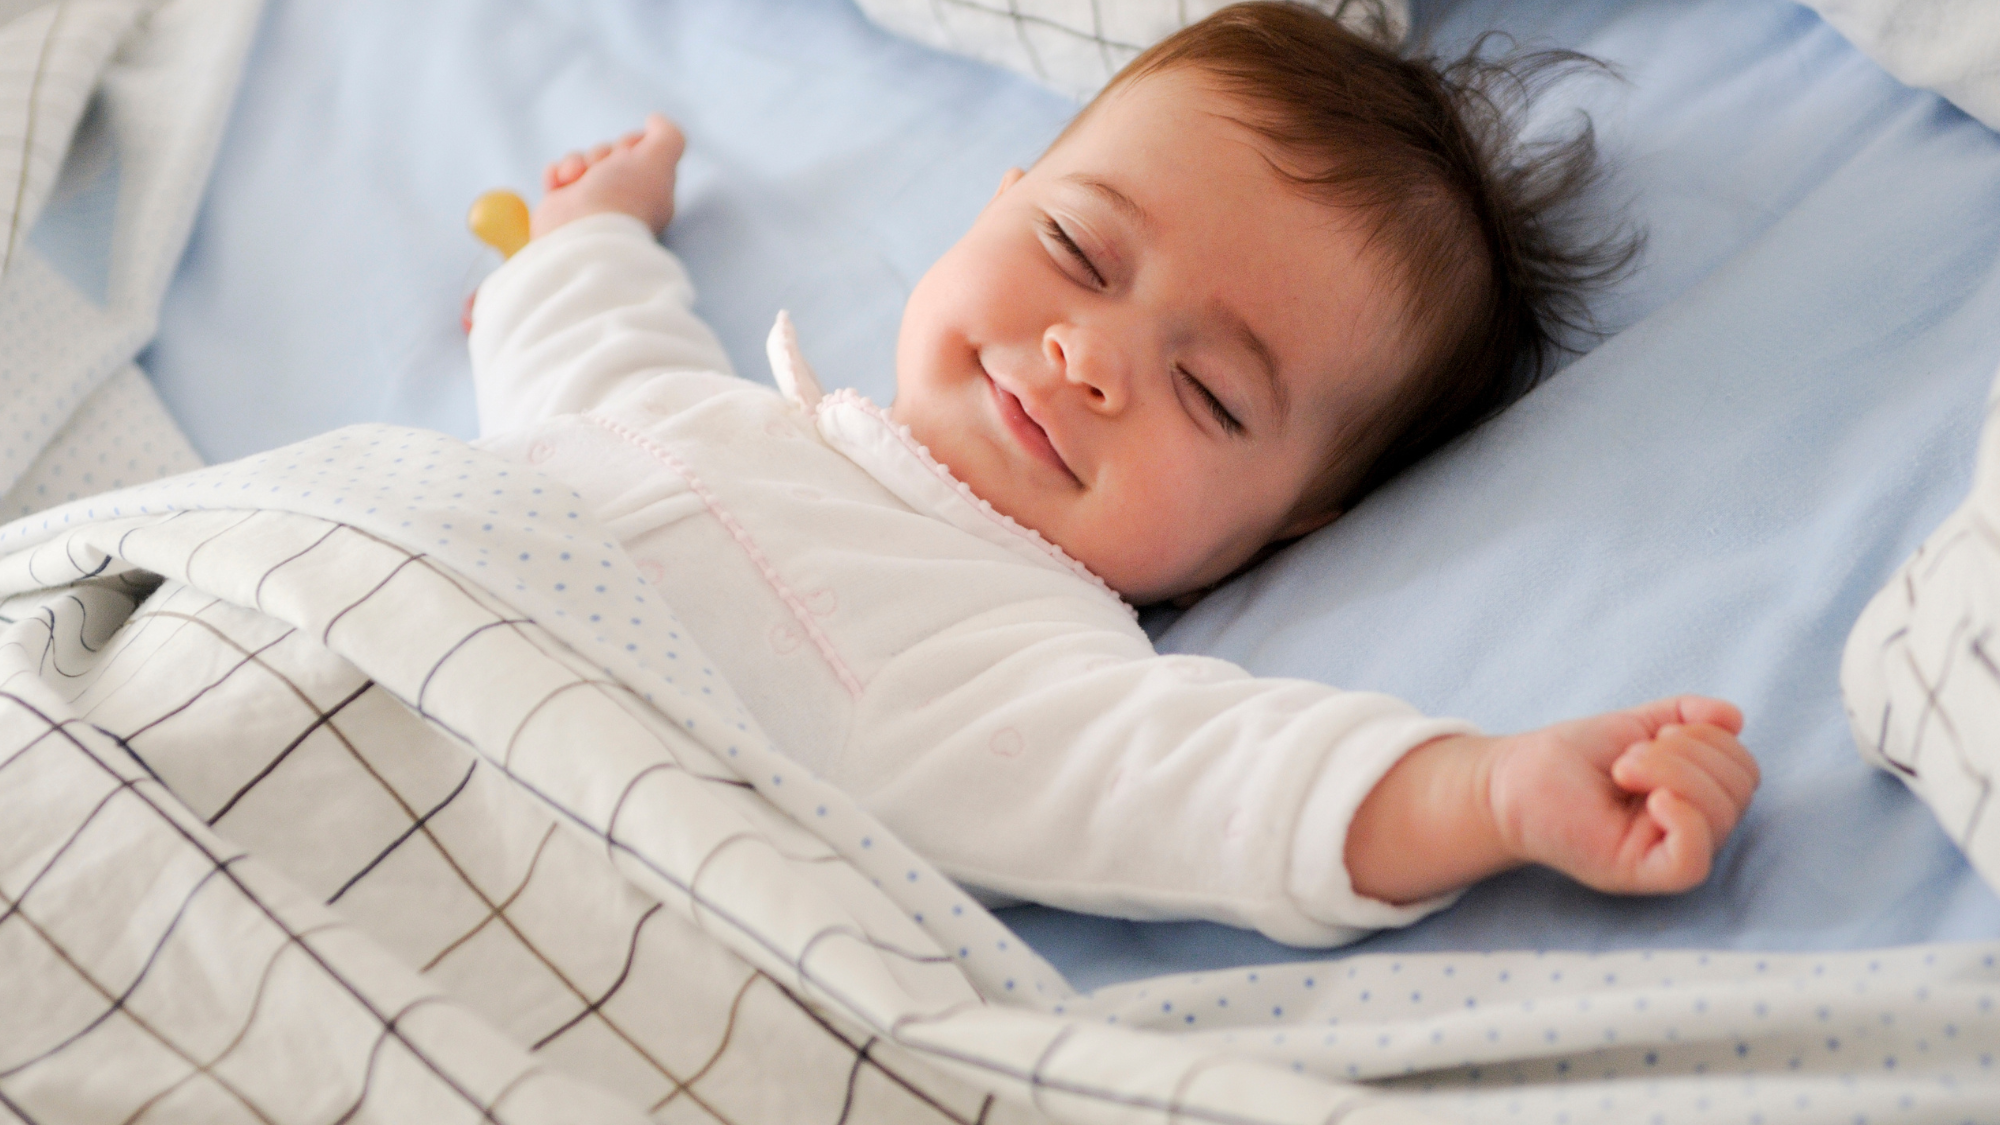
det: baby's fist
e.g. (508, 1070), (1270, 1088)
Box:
(1490, 696), (1759, 895)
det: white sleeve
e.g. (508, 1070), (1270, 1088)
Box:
(844, 615), (1480, 948)
(467, 212), (738, 437)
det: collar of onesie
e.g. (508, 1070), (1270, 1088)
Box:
(764, 312), (1136, 618)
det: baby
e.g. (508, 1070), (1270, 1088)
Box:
(470, 3), (1758, 945)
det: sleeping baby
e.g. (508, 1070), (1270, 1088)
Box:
(468, 2), (1758, 945)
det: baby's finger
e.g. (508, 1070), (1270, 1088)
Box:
(1612, 737), (1742, 839)
(1618, 696), (1743, 740)
(637, 113), (687, 160)
(1671, 724), (1761, 808)
(1635, 788), (1714, 892)
(1673, 697), (1743, 735)
(1646, 725), (1758, 820)
(1628, 737), (1744, 838)
(587, 142), (614, 164)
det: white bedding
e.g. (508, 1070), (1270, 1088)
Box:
(1844, 357), (2000, 908)
(850, 0), (1408, 100)
(1803, 0), (2000, 131)
(1, 427), (1993, 1123)
(0, 0), (236, 522)
(11, 0), (2000, 1121)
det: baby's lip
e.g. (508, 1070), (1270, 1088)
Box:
(987, 370), (1079, 483)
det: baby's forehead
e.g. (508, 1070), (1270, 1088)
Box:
(1048, 66), (1263, 154)
(1050, 69), (1385, 235)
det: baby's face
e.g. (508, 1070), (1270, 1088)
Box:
(891, 69), (1417, 603)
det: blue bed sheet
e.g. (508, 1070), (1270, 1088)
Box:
(143, 0), (1072, 459)
(130, 0), (2000, 993)
(1014, 0), (2000, 988)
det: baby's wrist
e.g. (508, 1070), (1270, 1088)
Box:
(531, 199), (662, 241)
(1430, 732), (1521, 872)
(1346, 732), (1520, 904)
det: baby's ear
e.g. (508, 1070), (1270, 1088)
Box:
(994, 167), (1025, 198)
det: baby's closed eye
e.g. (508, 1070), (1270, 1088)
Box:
(1040, 215), (1106, 288)
(1176, 363), (1242, 435)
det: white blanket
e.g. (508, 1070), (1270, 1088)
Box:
(0, 0), (248, 520)
(853, 0), (2000, 133)
(850, 0), (1407, 101)
(5, 425), (1999, 1124)
(1845, 357), (2000, 907)
(0, 425), (1396, 1125)
(1802, 0), (2000, 131)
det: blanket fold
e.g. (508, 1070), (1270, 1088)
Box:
(0, 424), (1445, 1125)
(1, 0), (260, 520)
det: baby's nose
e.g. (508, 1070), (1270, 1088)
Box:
(1045, 325), (1129, 413)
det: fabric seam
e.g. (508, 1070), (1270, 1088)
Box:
(584, 413), (866, 699)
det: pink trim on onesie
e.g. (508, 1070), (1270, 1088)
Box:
(815, 389), (1133, 613)
(584, 413), (867, 699)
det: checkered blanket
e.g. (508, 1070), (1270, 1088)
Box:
(0, 425), (1446, 1125)
(7, 426), (2000, 1125)
(851, 0), (1406, 101)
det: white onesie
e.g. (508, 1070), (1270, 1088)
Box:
(469, 213), (1476, 947)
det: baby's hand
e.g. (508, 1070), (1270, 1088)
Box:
(1346, 695), (1759, 904)
(531, 113), (685, 240)
(1487, 696), (1759, 894)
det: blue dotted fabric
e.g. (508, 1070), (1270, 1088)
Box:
(1063, 946), (2000, 1122)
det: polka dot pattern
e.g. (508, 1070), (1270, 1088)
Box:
(1062, 946), (2000, 1122)
(4, 0), (255, 524)
(2, 364), (202, 519)
(0, 252), (199, 521)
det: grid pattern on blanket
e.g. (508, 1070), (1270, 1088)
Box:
(0, 427), (1413, 1125)
(865, 0), (1160, 91)
(849, 0), (1389, 99)
(5, 429), (2000, 1124)
(1843, 381), (2000, 905)
(0, 521), (1004, 1124)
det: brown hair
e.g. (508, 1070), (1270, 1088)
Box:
(1070, 1), (1637, 516)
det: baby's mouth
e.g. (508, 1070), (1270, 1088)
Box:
(988, 375), (1078, 483)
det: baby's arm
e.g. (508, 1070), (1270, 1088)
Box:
(1345, 696), (1759, 902)
(470, 115), (736, 436)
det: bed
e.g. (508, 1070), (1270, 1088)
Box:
(6, 0), (1999, 1121)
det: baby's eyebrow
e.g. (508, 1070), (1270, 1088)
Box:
(1062, 174), (1149, 230)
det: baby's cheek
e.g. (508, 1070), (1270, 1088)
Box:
(1075, 488), (1211, 602)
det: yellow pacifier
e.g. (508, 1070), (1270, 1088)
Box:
(467, 189), (531, 258)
